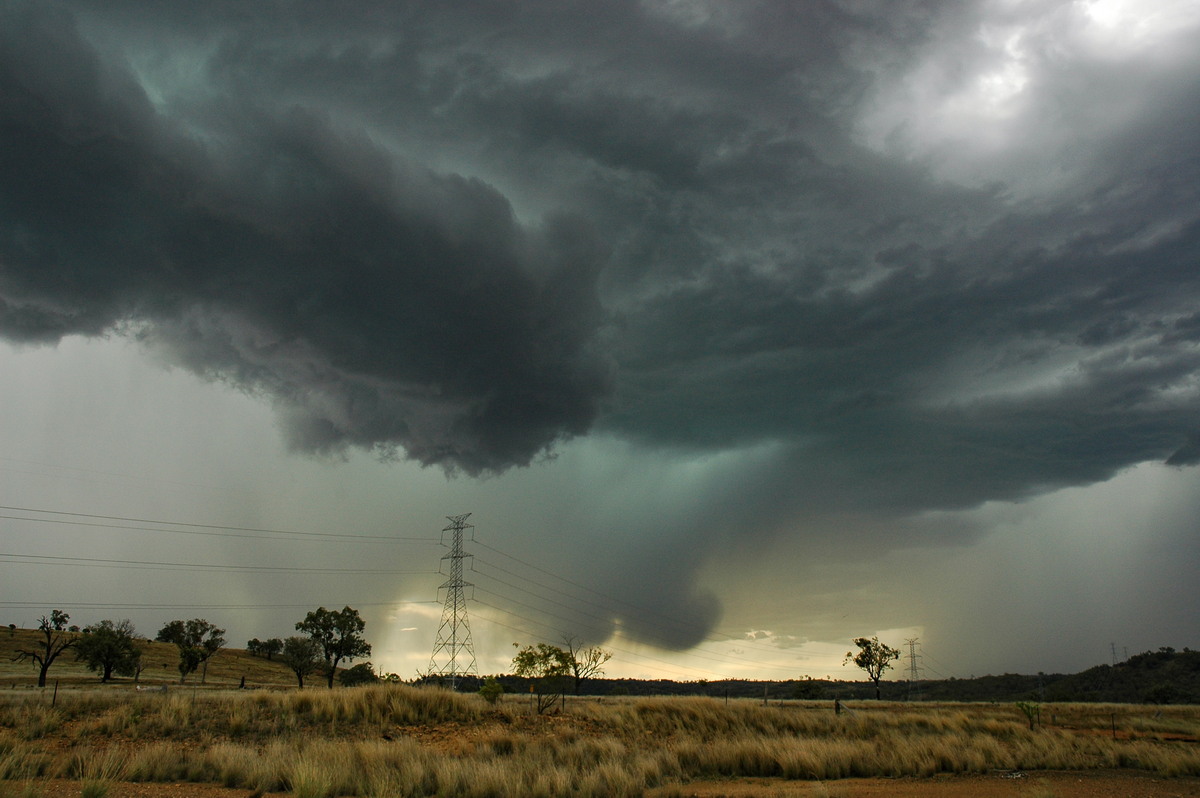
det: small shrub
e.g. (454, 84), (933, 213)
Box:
(479, 676), (505, 705)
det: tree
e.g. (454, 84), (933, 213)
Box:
(75, 619), (141, 682)
(295, 606), (371, 688)
(13, 610), (75, 687)
(512, 642), (573, 714)
(339, 662), (380, 687)
(563, 635), (612, 695)
(156, 619), (225, 684)
(246, 637), (284, 660)
(280, 636), (322, 688)
(844, 636), (900, 700)
(262, 637), (283, 661)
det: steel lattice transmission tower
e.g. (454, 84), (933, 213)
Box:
(904, 637), (923, 701)
(428, 513), (478, 687)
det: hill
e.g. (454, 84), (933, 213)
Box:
(0, 625), (298, 689)
(1042, 647), (1200, 704)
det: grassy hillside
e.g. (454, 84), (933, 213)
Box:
(0, 626), (299, 689)
(1044, 648), (1200, 704)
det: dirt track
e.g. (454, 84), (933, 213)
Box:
(12, 771), (1200, 798)
(654, 770), (1200, 796)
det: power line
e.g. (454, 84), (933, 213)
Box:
(470, 595), (732, 681)
(3, 500), (834, 680)
(471, 575), (806, 678)
(0, 599), (441, 610)
(0, 504), (439, 543)
(472, 539), (820, 662)
(470, 571), (811, 679)
(919, 648), (956, 679)
(0, 552), (440, 575)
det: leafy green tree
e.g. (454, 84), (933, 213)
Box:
(75, 619), (141, 682)
(339, 662), (380, 687)
(478, 676), (504, 704)
(280, 636), (322, 688)
(247, 637), (284, 660)
(844, 636), (900, 700)
(262, 637), (283, 661)
(13, 610), (75, 687)
(563, 636), (612, 695)
(296, 606), (371, 688)
(512, 642), (573, 713)
(156, 619), (225, 683)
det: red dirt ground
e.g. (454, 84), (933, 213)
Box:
(11, 771), (1200, 797)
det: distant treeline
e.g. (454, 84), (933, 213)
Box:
(439, 647), (1200, 704)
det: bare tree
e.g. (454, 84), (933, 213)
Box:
(563, 635), (612, 695)
(13, 610), (76, 687)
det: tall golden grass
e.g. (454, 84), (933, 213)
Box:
(1, 687), (1197, 796)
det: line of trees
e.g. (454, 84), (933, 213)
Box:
(246, 637), (283, 660)
(9, 605), (375, 689)
(8, 614), (905, 701)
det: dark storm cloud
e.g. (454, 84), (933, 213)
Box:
(0, 1), (610, 474)
(3, 0), (1200, 649)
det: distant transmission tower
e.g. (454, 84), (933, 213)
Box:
(905, 637), (923, 701)
(428, 513), (478, 688)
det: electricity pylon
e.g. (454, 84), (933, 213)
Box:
(904, 637), (923, 701)
(428, 513), (477, 687)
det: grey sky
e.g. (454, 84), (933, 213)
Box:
(2, 0), (1198, 679)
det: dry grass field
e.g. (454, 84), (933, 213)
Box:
(3, 628), (1199, 796)
(1, 673), (1198, 798)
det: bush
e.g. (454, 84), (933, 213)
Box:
(479, 677), (504, 705)
(339, 663), (380, 687)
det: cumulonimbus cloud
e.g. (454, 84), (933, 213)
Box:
(0, 1), (612, 475)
